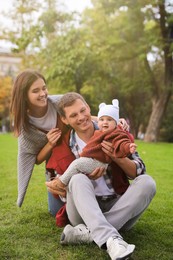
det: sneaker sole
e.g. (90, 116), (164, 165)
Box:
(60, 225), (74, 245)
(60, 232), (67, 245)
(60, 224), (92, 245)
(116, 245), (135, 260)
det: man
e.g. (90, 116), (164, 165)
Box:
(46, 92), (156, 260)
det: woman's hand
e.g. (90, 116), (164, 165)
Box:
(47, 128), (62, 148)
(45, 178), (66, 197)
(118, 118), (129, 131)
(91, 116), (98, 122)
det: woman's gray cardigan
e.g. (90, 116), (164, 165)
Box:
(17, 95), (62, 207)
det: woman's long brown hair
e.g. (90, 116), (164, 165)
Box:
(10, 69), (46, 136)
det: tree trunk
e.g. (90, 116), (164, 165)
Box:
(144, 3), (173, 142)
(144, 92), (171, 142)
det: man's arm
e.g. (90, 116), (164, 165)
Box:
(101, 140), (145, 179)
(111, 157), (137, 179)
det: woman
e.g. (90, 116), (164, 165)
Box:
(10, 69), (65, 216)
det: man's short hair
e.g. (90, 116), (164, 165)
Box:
(58, 92), (88, 117)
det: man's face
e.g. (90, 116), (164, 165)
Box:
(61, 99), (92, 133)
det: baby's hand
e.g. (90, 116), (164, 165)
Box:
(129, 143), (137, 154)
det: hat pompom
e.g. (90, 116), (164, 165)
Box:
(99, 103), (106, 109)
(112, 99), (119, 108)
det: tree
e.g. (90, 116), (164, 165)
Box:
(4, 0), (41, 49)
(143, 2), (173, 141)
(88, 0), (173, 141)
(81, 1), (153, 134)
(159, 97), (173, 142)
(1, 0), (172, 141)
(40, 28), (99, 92)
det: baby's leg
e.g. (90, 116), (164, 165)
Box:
(59, 157), (106, 185)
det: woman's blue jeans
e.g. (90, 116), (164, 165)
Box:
(48, 191), (65, 217)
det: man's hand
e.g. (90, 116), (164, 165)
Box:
(101, 140), (115, 160)
(88, 167), (105, 180)
(101, 140), (137, 179)
(45, 178), (67, 197)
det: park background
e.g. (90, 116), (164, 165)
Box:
(0, 0), (173, 142)
(0, 1), (173, 259)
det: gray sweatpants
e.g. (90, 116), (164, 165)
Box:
(66, 174), (156, 247)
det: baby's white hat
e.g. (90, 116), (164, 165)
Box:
(97, 99), (119, 123)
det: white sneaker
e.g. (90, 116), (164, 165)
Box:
(106, 237), (135, 260)
(60, 224), (93, 245)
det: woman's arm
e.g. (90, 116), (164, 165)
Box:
(36, 128), (62, 164)
(36, 142), (54, 164)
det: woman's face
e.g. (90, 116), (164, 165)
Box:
(27, 78), (48, 112)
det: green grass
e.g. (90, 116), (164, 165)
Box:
(0, 134), (172, 260)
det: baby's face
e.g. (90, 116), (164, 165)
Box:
(98, 116), (117, 132)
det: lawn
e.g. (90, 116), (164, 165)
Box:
(0, 133), (172, 260)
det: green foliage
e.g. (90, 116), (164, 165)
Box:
(39, 28), (98, 94)
(0, 0), (173, 141)
(0, 134), (173, 259)
(40, 10), (59, 33)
